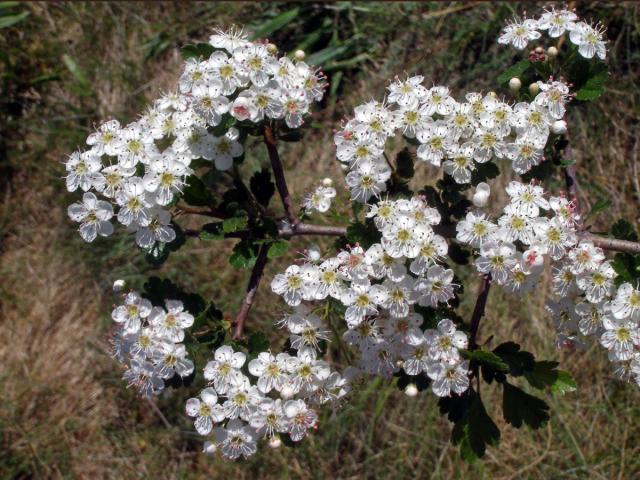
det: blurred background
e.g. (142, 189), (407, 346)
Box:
(1, 2), (639, 478)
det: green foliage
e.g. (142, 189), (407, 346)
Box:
(183, 175), (215, 207)
(266, 239), (289, 259)
(611, 219), (638, 242)
(586, 197), (612, 220)
(395, 148), (414, 179)
(497, 59), (532, 85)
(567, 54), (608, 102)
(502, 383), (550, 429)
(523, 361), (577, 394)
(229, 240), (260, 269)
(144, 224), (187, 266)
(461, 349), (509, 373)
(611, 252), (640, 286)
(249, 168), (276, 207)
(199, 222), (225, 241)
(142, 277), (206, 315)
(344, 219), (380, 249)
(249, 7), (300, 40)
(222, 216), (249, 234)
(180, 42), (216, 60)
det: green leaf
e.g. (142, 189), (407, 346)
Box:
(611, 252), (640, 285)
(586, 198), (612, 219)
(142, 277), (206, 315)
(395, 148), (414, 179)
(182, 175), (214, 207)
(575, 63), (608, 101)
(61, 54), (90, 91)
(181, 42), (216, 60)
(502, 383), (550, 429)
(470, 161), (500, 184)
(493, 342), (535, 377)
(345, 220), (380, 249)
(247, 331), (270, 354)
(199, 222), (224, 241)
(497, 60), (531, 85)
(523, 361), (576, 394)
(192, 302), (223, 330)
(249, 168), (275, 207)
(222, 216), (248, 233)
(611, 219), (638, 242)
(451, 391), (500, 462)
(0, 10), (28, 28)
(461, 349), (509, 372)
(229, 240), (259, 269)
(267, 240), (289, 259)
(249, 8), (299, 40)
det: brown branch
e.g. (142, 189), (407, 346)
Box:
(469, 275), (492, 350)
(582, 233), (640, 254)
(264, 125), (300, 227)
(232, 243), (270, 340)
(184, 222), (347, 240)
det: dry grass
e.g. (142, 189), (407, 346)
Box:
(1, 2), (640, 479)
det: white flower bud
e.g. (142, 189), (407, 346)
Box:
(547, 46), (558, 58)
(280, 384), (295, 399)
(472, 182), (491, 208)
(508, 77), (522, 92)
(322, 177), (333, 187)
(225, 126), (240, 141)
(294, 49), (306, 61)
(404, 384), (419, 397)
(529, 82), (540, 95)
(551, 120), (567, 135)
(112, 279), (126, 293)
(267, 43), (278, 55)
(268, 436), (282, 449)
(535, 46), (544, 54)
(202, 441), (217, 455)
(307, 244), (322, 262)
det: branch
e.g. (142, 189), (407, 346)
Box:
(175, 205), (229, 218)
(184, 222), (346, 240)
(232, 243), (270, 340)
(469, 275), (492, 350)
(562, 144), (640, 254)
(264, 125), (300, 227)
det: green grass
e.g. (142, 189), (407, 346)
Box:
(1, 2), (640, 478)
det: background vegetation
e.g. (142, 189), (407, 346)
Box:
(1, 2), (639, 478)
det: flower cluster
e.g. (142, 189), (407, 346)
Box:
(334, 75), (570, 202)
(498, 8), (607, 60)
(458, 180), (640, 388)
(111, 292), (195, 397)
(301, 178), (336, 214)
(187, 327), (348, 460)
(272, 197), (471, 398)
(65, 27), (325, 246)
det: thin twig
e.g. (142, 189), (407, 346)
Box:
(264, 124), (300, 227)
(232, 243), (270, 340)
(146, 398), (172, 429)
(183, 222), (347, 240)
(469, 275), (492, 350)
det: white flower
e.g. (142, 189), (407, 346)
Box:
(567, 242), (605, 275)
(506, 133), (546, 174)
(151, 342), (194, 379)
(414, 265), (456, 307)
(248, 352), (292, 393)
(341, 280), (388, 328)
(610, 283), (640, 321)
(233, 43), (272, 87)
(288, 314), (330, 350)
(86, 119), (121, 156)
(302, 184), (336, 214)
(114, 125), (155, 168)
(416, 121), (453, 166)
(475, 241), (517, 285)
(223, 375), (262, 420)
(148, 299), (194, 342)
(456, 211), (498, 248)
(443, 142), (476, 184)
(97, 164), (135, 198)
(569, 21), (607, 60)
(498, 18), (541, 50)
(67, 192), (114, 242)
(211, 133), (244, 171)
(214, 419), (259, 460)
(345, 158), (391, 202)
(249, 398), (289, 437)
(112, 291), (152, 333)
(409, 234), (448, 275)
(143, 157), (189, 206)
(284, 399), (318, 441)
(271, 265), (309, 306)
(422, 86), (457, 116)
(424, 319), (468, 363)
(426, 360), (470, 397)
(209, 26), (250, 53)
(208, 51), (247, 95)
(116, 177), (152, 226)
(537, 8), (578, 37)
(65, 151), (103, 192)
(204, 345), (246, 394)
(132, 207), (176, 248)
(535, 80), (570, 120)
(600, 316), (640, 361)
(123, 358), (164, 398)
(186, 387), (224, 435)
(387, 75), (427, 108)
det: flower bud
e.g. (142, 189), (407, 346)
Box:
(508, 77), (522, 92)
(547, 46), (558, 58)
(113, 279), (126, 293)
(322, 177), (333, 187)
(203, 441), (217, 456)
(307, 244), (322, 262)
(266, 43), (278, 55)
(280, 384), (295, 399)
(294, 49), (306, 61)
(528, 82), (540, 95)
(268, 436), (282, 449)
(404, 384), (418, 397)
(472, 182), (491, 208)
(551, 120), (567, 135)
(535, 46), (544, 54)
